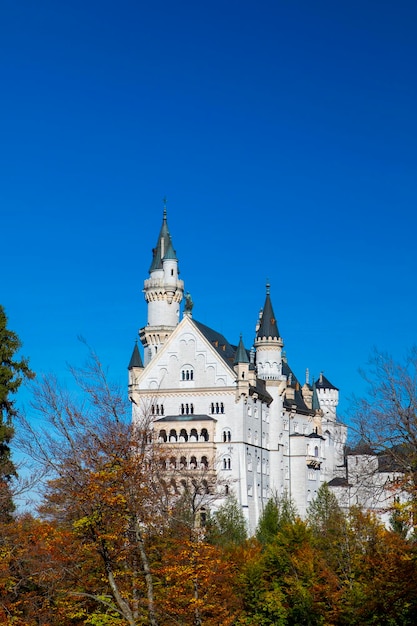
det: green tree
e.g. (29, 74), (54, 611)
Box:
(307, 482), (349, 572)
(0, 305), (34, 521)
(239, 519), (330, 626)
(207, 494), (247, 548)
(256, 493), (297, 545)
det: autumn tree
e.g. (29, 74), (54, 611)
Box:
(18, 350), (169, 626)
(0, 305), (34, 521)
(18, 348), (235, 625)
(339, 507), (417, 625)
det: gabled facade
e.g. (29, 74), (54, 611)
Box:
(128, 210), (348, 534)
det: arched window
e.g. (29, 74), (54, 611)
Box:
(158, 429), (167, 443)
(201, 456), (208, 469)
(210, 402), (215, 414)
(169, 429), (177, 442)
(181, 367), (194, 381)
(169, 456), (176, 469)
(223, 457), (231, 470)
(190, 403), (194, 415)
(190, 456), (197, 469)
(200, 428), (209, 442)
(179, 428), (188, 442)
(190, 428), (198, 442)
(220, 402), (224, 414)
(314, 446), (319, 457)
(225, 485), (229, 495)
(223, 429), (231, 443)
(180, 456), (187, 469)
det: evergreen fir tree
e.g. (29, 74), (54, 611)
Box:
(256, 492), (297, 545)
(207, 494), (247, 547)
(0, 306), (34, 520)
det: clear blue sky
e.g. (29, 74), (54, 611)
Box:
(2, 0), (416, 422)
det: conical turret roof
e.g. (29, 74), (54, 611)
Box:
(315, 373), (338, 391)
(128, 342), (143, 369)
(163, 237), (177, 260)
(234, 334), (249, 365)
(256, 284), (280, 339)
(149, 207), (177, 271)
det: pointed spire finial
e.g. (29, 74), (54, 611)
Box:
(162, 196), (167, 219)
(266, 281), (270, 295)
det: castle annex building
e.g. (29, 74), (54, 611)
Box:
(128, 209), (348, 534)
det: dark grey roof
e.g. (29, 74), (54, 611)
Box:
(249, 380), (273, 405)
(193, 319), (272, 405)
(377, 454), (404, 473)
(193, 320), (236, 367)
(346, 439), (375, 455)
(282, 361), (313, 415)
(163, 238), (177, 260)
(234, 335), (249, 365)
(256, 284), (280, 340)
(155, 414), (216, 422)
(328, 477), (350, 487)
(128, 342), (143, 369)
(307, 431), (325, 440)
(315, 373), (339, 391)
(312, 382), (321, 411)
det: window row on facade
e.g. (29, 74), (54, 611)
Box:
(247, 484), (270, 498)
(247, 405), (269, 421)
(152, 402), (225, 417)
(246, 451), (270, 474)
(247, 429), (268, 445)
(161, 455), (210, 470)
(158, 428), (209, 442)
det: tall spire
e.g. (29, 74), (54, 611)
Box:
(256, 283), (280, 340)
(141, 204), (184, 365)
(149, 202), (174, 272)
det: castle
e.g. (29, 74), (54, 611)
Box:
(127, 209), (395, 533)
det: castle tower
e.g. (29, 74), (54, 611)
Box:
(315, 373), (339, 422)
(139, 207), (184, 365)
(254, 284), (283, 380)
(234, 334), (250, 399)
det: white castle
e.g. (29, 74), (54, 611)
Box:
(127, 209), (397, 533)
